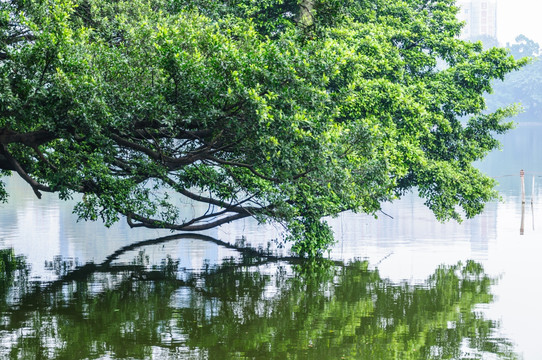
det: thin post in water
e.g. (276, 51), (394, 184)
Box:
(520, 170), (525, 235)
(532, 175), (535, 230)
(521, 170), (525, 204)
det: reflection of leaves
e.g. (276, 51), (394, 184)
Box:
(44, 255), (80, 276)
(182, 260), (516, 360)
(0, 257), (518, 359)
(0, 248), (26, 280)
(0, 248), (29, 305)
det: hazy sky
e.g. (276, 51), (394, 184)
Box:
(497, 0), (542, 46)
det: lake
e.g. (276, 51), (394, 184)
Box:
(1, 123), (542, 359)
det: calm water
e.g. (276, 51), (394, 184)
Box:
(1, 124), (542, 359)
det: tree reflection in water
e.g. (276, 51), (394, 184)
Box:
(0, 245), (517, 359)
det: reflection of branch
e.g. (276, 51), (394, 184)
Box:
(7, 232), (350, 326)
(374, 252), (394, 267)
(100, 233), (297, 267)
(11, 233), (302, 311)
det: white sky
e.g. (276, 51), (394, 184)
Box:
(497, 0), (542, 46)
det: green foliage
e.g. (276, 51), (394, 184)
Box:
(0, 179), (7, 203)
(487, 35), (542, 119)
(0, 0), (525, 255)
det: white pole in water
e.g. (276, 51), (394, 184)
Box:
(521, 170), (525, 204)
(520, 170), (525, 235)
(532, 175), (535, 230)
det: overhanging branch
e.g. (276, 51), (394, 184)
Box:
(111, 133), (207, 169)
(0, 144), (53, 198)
(0, 128), (56, 147)
(126, 211), (252, 231)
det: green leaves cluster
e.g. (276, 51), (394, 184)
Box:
(0, 0), (525, 255)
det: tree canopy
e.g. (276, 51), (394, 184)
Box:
(0, 0), (526, 255)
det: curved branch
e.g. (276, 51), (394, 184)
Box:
(177, 187), (236, 209)
(126, 211), (252, 231)
(111, 133), (207, 169)
(100, 233), (303, 268)
(0, 144), (53, 198)
(0, 144), (54, 199)
(158, 175), (236, 209)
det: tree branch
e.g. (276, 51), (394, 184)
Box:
(6, 32), (35, 44)
(32, 145), (58, 171)
(126, 211), (252, 231)
(207, 155), (313, 182)
(111, 133), (207, 169)
(0, 144), (53, 198)
(207, 156), (280, 182)
(0, 128), (57, 147)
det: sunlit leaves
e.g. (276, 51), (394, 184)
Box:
(0, 0), (525, 255)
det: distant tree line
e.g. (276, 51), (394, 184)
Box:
(486, 35), (542, 119)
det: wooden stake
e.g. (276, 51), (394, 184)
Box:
(520, 170), (525, 235)
(532, 175), (535, 230)
(521, 169), (525, 204)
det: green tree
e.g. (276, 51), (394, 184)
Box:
(487, 35), (542, 118)
(0, 0), (525, 255)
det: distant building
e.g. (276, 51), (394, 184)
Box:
(457, 0), (497, 40)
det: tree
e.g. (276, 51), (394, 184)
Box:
(487, 35), (542, 119)
(0, 0), (526, 255)
(507, 34), (540, 59)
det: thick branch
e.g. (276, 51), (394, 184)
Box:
(0, 144), (53, 198)
(0, 128), (57, 147)
(0, 154), (17, 171)
(5, 32), (35, 45)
